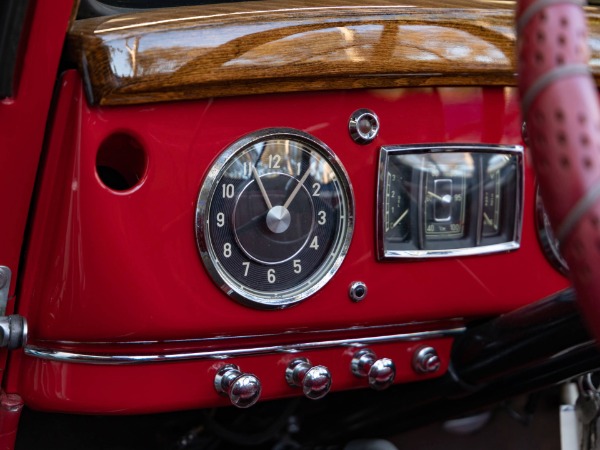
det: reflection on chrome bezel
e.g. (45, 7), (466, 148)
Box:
(377, 143), (524, 259)
(535, 186), (569, 274)
(196, 128), (354, 309)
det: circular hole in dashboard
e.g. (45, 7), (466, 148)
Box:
(96, 133), (147, 192)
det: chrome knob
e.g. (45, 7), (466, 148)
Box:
(351, 348), (395, 390)
(214, 364), (261, 408)
(348, 109), (380, 144)
(285, 358), (332, 400)
(412, 346), (441, 374)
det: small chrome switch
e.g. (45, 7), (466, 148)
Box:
(348, 281), (368, 302)
(348, 109), (380, 144)
(412, 346), (441, 374)
(214, 364), (261, 408)
(351, 348), (396, 390)
(285, 358), (332, 400)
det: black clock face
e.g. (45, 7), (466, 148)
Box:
(196, 129), (354, 309)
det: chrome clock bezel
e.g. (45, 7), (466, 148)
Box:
(196, 128), (354, 309)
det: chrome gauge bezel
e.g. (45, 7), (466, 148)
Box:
(196, 128), (354, 309)
(535, 185), (569, 274)
(377, 144), (524, 259)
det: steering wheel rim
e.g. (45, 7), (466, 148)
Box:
(516, 0), (600, 338)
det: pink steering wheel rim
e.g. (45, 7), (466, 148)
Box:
(517, 0), (600, 337)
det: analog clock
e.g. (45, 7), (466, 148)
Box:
(196, 129), (354, 309)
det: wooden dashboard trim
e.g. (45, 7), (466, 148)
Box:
(68, 0), (600, 106)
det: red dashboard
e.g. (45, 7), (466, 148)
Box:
(5, 70), (568, 413)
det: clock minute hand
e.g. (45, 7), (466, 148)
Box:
(283, 168), (312, 210)
(251, 165), (273, 210)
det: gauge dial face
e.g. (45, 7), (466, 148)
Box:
(196, 129), (354, 309)
(482, 154), (509, 237)
(482, 169), (501, 237)
(377, 145), (522, 259)
(423, 155), (468, 240)
(384, 163), (411, 242)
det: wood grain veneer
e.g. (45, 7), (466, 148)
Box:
(68, 0), (600, 106)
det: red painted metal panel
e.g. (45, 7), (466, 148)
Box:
(0, 0), (73, 309)
(17, 74), (567, 341)
(6, 71), (569, 413)
(0, 393), (22, 450)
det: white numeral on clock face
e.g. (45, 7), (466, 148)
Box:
(312, 183), (321, 196)
(269, 154), (281, 169)
(243, 162), (251, 177)
(217, 212), (225, 227)
(310, 236), (319, 250)
(318, 210), (326, 225)
(293, 259), (302, 273)
(222, 184), (235, 198)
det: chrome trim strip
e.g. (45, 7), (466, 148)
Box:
(383, 242), (520, 259)
(35, 319), (465, 346)
(24, 327), (465, 365)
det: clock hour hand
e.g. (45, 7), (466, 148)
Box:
(251, 165), (273, 210)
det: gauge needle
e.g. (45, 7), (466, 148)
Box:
(283, 169), (312, 209)
(251, 166), (273, 209)
(427, 191), (452, 204)
(483, 212), (495, 227)
(392, 209), (409, 228)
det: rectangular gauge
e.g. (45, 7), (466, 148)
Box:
(377, 144), (523, 259)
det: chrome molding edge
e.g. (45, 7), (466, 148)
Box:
(24, 327), (465, 365)
(535, 185), (569, 274)
(34, 319), (465, 346)
(384, 242), (521, 259)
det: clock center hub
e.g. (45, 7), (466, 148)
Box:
(266, 205), (291, 234)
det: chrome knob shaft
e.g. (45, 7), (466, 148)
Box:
(285, 358), (332, 400)
(214, 364), (261, 408)
(351, 348), (396, 390)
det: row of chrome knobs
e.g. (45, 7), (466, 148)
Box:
(214, 346), (440, 408)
